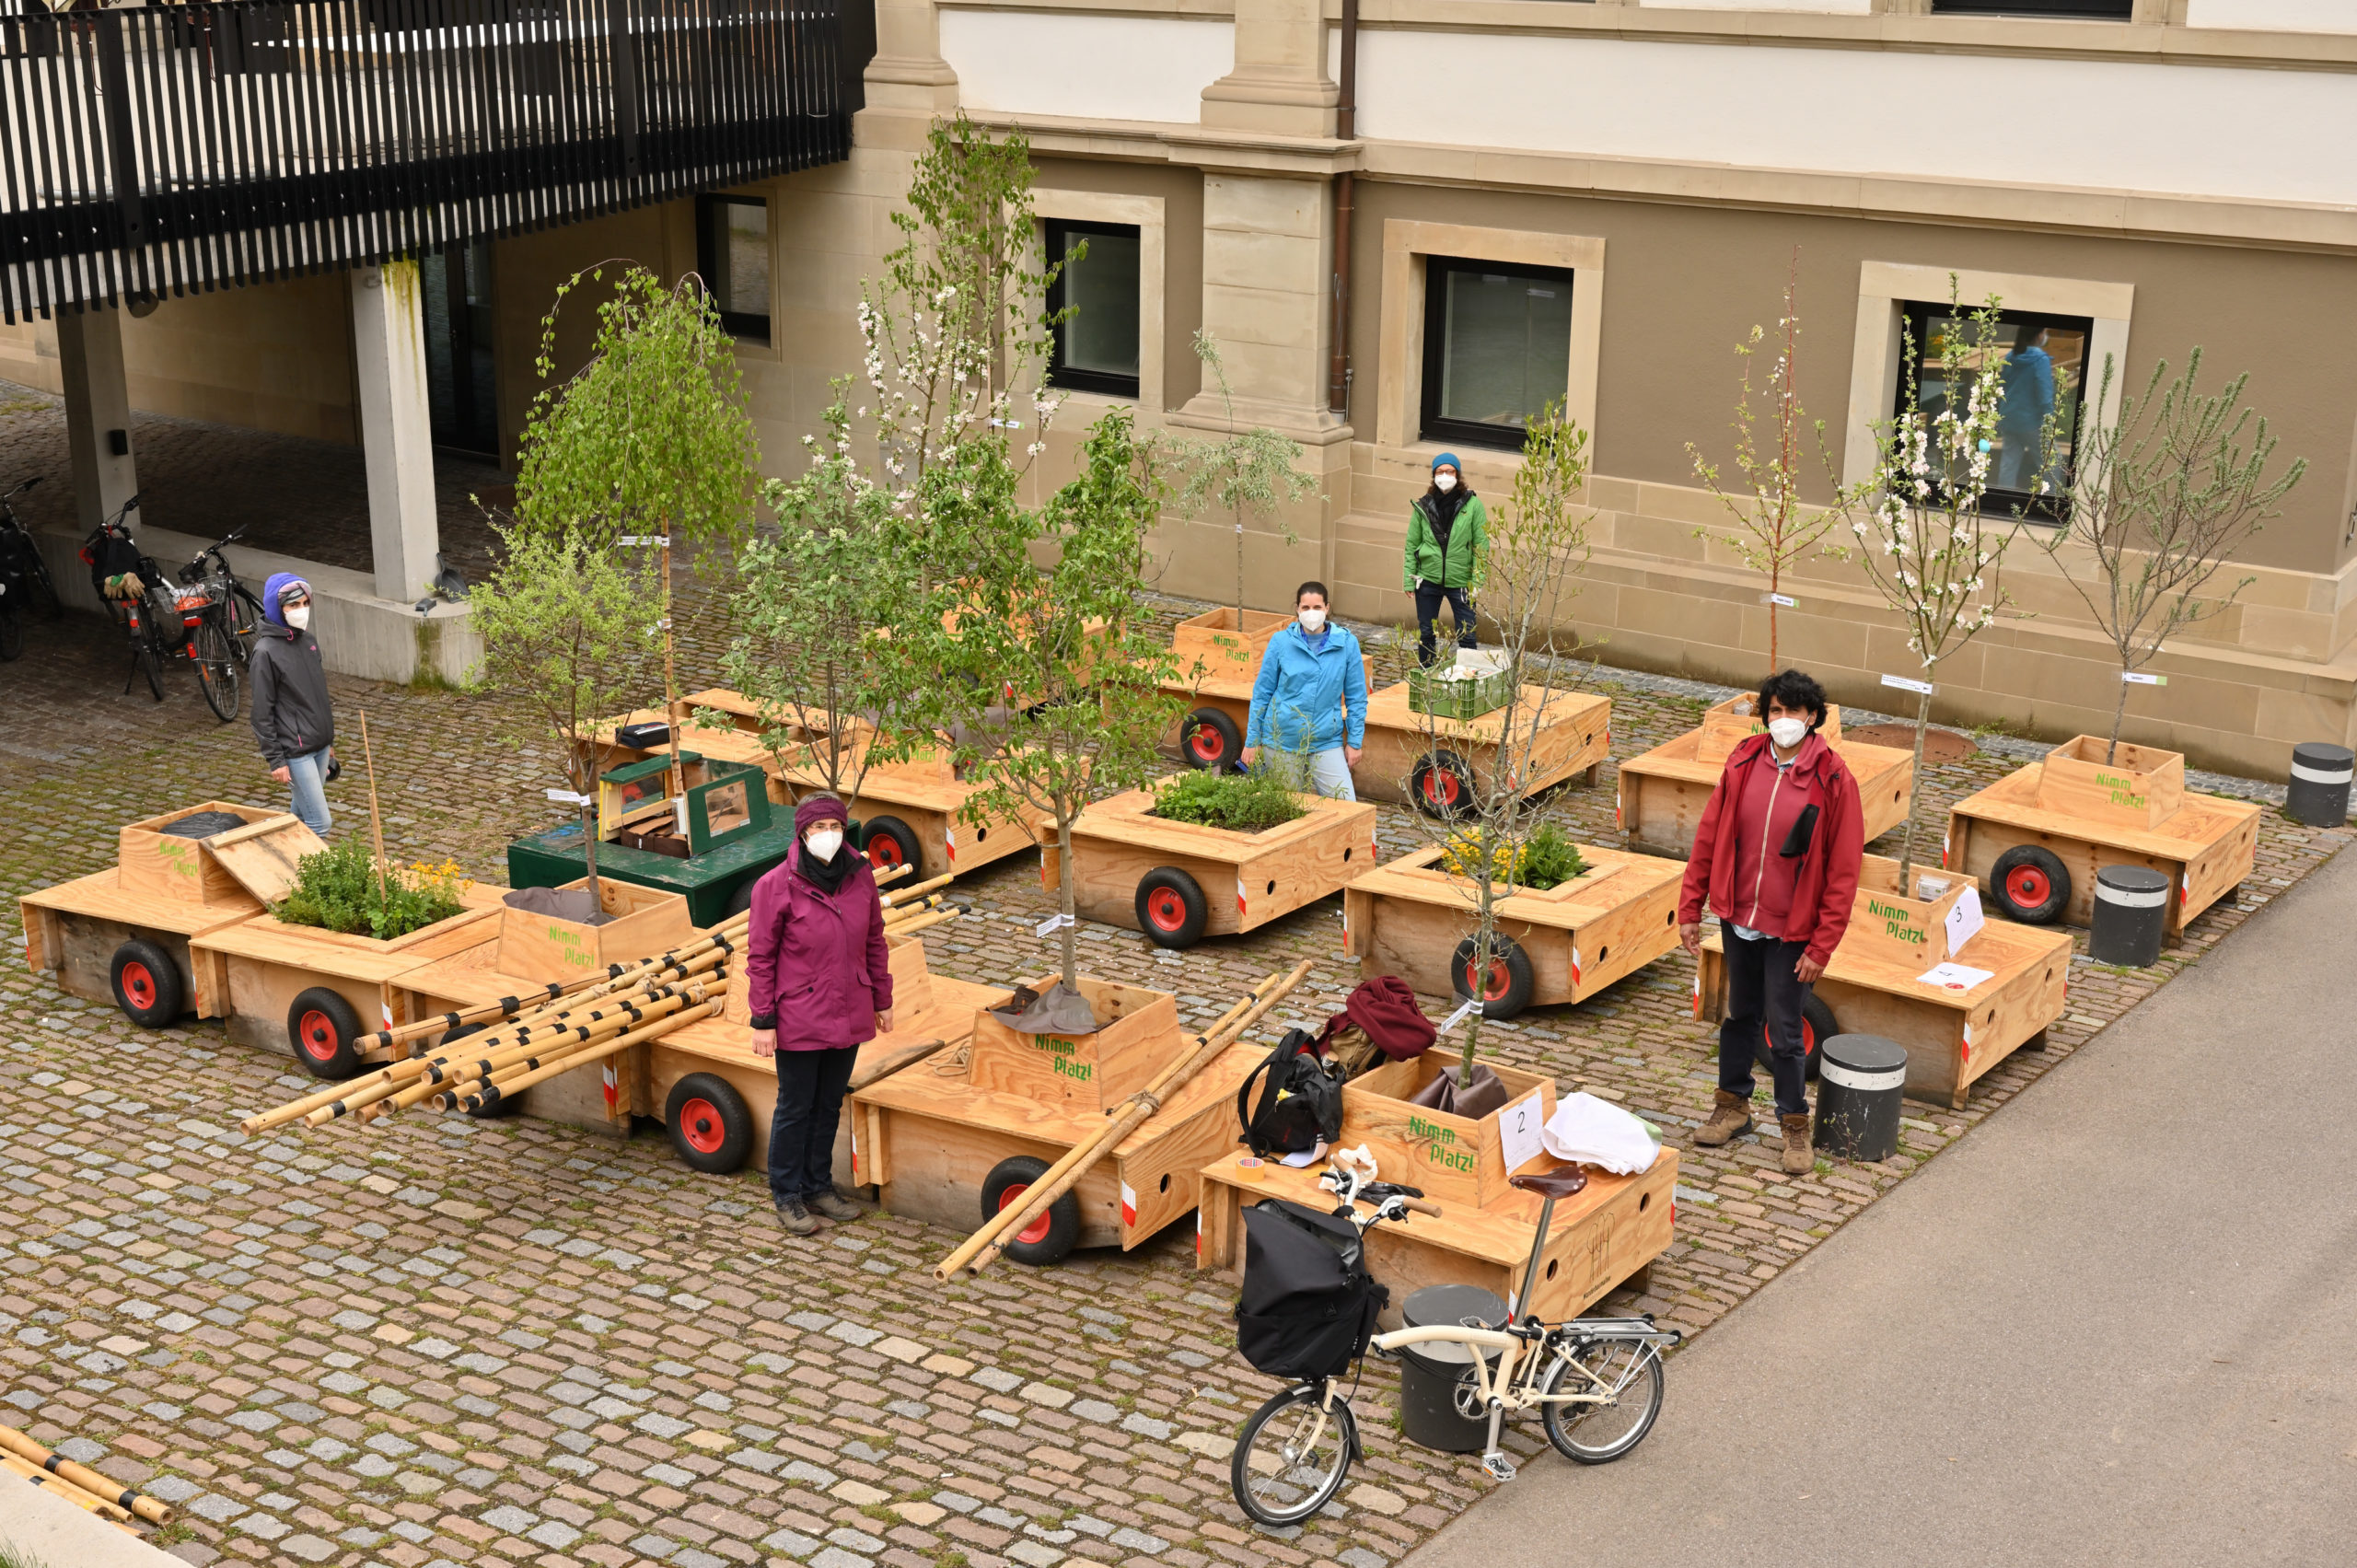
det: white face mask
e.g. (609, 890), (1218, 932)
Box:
(1434, 471), (1458, 493)
(1297, 606), (1328, 633)
(804, 828), (844, 863)
(1767, 716), (1808, 749)
(284, 603), (310, 631)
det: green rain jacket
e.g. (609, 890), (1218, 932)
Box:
(1403, 492), (1489, 591)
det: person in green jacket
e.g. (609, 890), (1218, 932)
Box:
(1403, 451), (1488, 668)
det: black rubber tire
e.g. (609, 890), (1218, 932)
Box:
(0, 602), (20, 662)
(1411, 749), (1478, 819)
(1539, 1338), (1666, 1464)
(1180, 707), (1243, 772)
(1991, 844), (2072, 924)
(979, 1155), (1083, 1267)
(1230, 1382), (1359, 1528)
(287, 988), (366, 1081)
(109, 938), (183, 1028)
(1134, 866), (1209, 950)
(1449, 934), (1536, 1020)
(137, 642), (164, 703)
(1755, 992), (1839, 1082)
(666, 1073), (754, 1174)
(194, 620), (240, 722)
(724, 877), (759, 919)
(860, 814), (923, 875)
(439, 1024), (524, 1118)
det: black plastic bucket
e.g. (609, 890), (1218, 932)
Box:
(1396, 1283), (1508, 1453)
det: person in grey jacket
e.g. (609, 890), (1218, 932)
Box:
(250, 573), (336, 835)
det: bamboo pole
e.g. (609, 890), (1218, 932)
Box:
(880, 871), (953, 906)
(880, 908), (958, 940)
(0, 1423), (167, 1522)
(934, 963), (1309, 1281)
(375, 981), (714, 1119)
(458, 1000), (719, 1111)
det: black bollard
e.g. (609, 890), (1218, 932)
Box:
(2285, 742), (2353, 829)
(2089, 865), (2169, 967)
(1395, 1284), (1508, 1453)
(1813, 1034), (1907, 1163)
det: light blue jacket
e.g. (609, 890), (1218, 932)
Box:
(1246, 621), (1367, 755)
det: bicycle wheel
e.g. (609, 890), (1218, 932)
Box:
(226, 583), (260, 658)
(0, 601), (20, 661)
(1539, 1336), (1664, 1464)
(137, 641), (164, 702)
(1231, 1383), (1356, 1528)
(195, 621), (240, 721)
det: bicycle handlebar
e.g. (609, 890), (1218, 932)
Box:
(1397, 1197), (1444, 1218)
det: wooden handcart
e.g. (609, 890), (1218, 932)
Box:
(1356, 681), (1611, 816)
(1944, 736), (2259, 933)
(1039, 788), (1378, 949)
(1342, 842), (1683, 1019)
(1616, 696), (1913, 857)
(18, 802), (319, 1028)
(852, 975), (1260, 1262)
(1696, 854), (2073, 1109)
(1198, 1054), (1677, 1326)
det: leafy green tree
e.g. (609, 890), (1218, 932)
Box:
(469, 525), (658, 901)
(1170, 331), (1320, 622)
(515, 263), (759, 796)
(935, 408), (1184, 988)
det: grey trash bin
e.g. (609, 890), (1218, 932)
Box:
(2089, 864), (2170, 967)
(1813, 1034), (1908, 1163)
(1395, 1284), (1508, 1453)
(2286, 742), (2353, 829)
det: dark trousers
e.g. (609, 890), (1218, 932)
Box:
(1414, 583), (1477, 668)
(768, 1045), (858, 1203)
(1719, 930), (1812, 1119)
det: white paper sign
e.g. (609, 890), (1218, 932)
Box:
(616, 534), (669, 548)
(1881, 673), (1936, 696)
(1435, 998), (1480, 1036)
(1033, 912), (1076, 938)
(1917, 961), (1995, 992)
(544, 788), (594, 806)
(1498, 1091), (1547, 1174)
(1760, 591), (1797, 608)
(1944, 884), (1984, 958)
(2121, 671), (2168, 686)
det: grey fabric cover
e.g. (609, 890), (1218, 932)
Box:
(503, 886), (615, 926)
(987, 981), (1102, 1037)
(1406, 1061), (1508, 1121)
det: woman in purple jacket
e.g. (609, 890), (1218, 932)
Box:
(746, 796), (896, 1235)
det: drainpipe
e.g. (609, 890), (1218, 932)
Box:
(1328, 0), (1357, 419)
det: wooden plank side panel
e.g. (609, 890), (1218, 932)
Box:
(1843, 742), (1916, 845)
(1954, 930), (2073, 1102)
(964, 979), (1184, 1112)
(1953, 816), (2185, 931)
(2033, 736), (2187, 830)
(2177, 800), (2261, 925)
(1117, 1098), (1237, 1249)
(1563, 869), (1683, 1001)
(203, 817), (329, 906)
(1338, 1058), (1559, 1209)
(873, 1109), (1127, 1249)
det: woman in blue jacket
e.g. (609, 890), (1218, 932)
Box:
(1239, 582), (1366, 800)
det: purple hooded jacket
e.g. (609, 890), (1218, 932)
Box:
(744, 842), (894, 1050)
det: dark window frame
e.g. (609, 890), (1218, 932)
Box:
(1893, 299), (2095, 526)
(697, 193), (771, 344)
(1929, 1), (2133, 17)
(1419, 254), (1579, 452)
(1044, 217), (1144, 400)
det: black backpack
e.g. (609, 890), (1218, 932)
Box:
(1235, 1198), (1388, 1382)
(1236, 1028), (1344, 1157)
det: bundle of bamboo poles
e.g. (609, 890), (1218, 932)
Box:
(0, 1422), (169, 1529)
(934, 959), (1314, 1281)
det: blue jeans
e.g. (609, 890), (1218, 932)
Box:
(769, 1044), (858, 1203)
(286, 748), (333, 836)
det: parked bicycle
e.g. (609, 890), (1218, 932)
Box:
(1228, 1156), (1681, 1527)
(80, 495), (242, 720)
(172, 527), (260, 718)
(0, 475), (61, 662)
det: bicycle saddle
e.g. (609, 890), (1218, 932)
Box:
(1509, 1167), (1588, 1199)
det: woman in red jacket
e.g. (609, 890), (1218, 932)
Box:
(747, 795), (896, 1235)
(1676, 669), (1864, 1175)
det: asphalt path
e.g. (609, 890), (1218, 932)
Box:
(1409, 842), (2357, 1568)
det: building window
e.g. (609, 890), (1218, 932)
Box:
(1895, 302), (2092, 520)
(1046, 219), (1142, 399)
(1929, 2), (2133, 17)
(1420, 256), (1574, 451)
(698, 195), (770, 343)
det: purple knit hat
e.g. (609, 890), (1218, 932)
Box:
(794, 795), (850, 834)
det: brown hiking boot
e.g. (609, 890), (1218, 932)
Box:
(807, 1190), (862, 1224)
(773, 1197), (820, 1236)
(1692, 1090), (1754, 1148)
(1779, 1113), (1815, 1176)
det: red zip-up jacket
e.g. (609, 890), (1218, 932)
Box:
(1677, 731), (1864, 968)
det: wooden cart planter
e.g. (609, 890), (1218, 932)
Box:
(1039, 789), (1378, 949)
(1164, 656), (1373, 773)
(851, 975), (1258, 1262)
(17, 802), (320, 1028)
(1944, 736), (2259, 933)
(1341, 842), (1683, 1020)
(1197, 1054), (1677, 1325)
(1695, 854), (2073, 1109)
(1355, 681), (1611, 816)
(1616, 697), (1913, 857)
(188, 884), (507, 1078)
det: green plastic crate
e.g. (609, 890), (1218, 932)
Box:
(1408, 664), (1514, 720)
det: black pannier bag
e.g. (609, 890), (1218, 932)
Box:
(1235, 1199), (1388, 1382)
(1236, 1027), (1345, 1157)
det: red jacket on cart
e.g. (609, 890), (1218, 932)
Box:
(1677, 731), (1864, 969)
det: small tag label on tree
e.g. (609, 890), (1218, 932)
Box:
(1436, 998), (1480, 1035)
(1880, 673), (1936, 696)
(2121, 671), (2167, 686)
(1760, 592), (1797, 608)
(616, 535), (669, 548)
(544, 788), (595, 806)
(1034, 912), (1075, 938)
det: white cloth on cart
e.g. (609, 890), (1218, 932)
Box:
(1539, 1092), (1660, 1175)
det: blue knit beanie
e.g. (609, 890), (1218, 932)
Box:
(1430, 452), (1462, 475)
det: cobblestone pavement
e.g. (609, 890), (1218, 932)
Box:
(1, 504), (2349, 1568)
